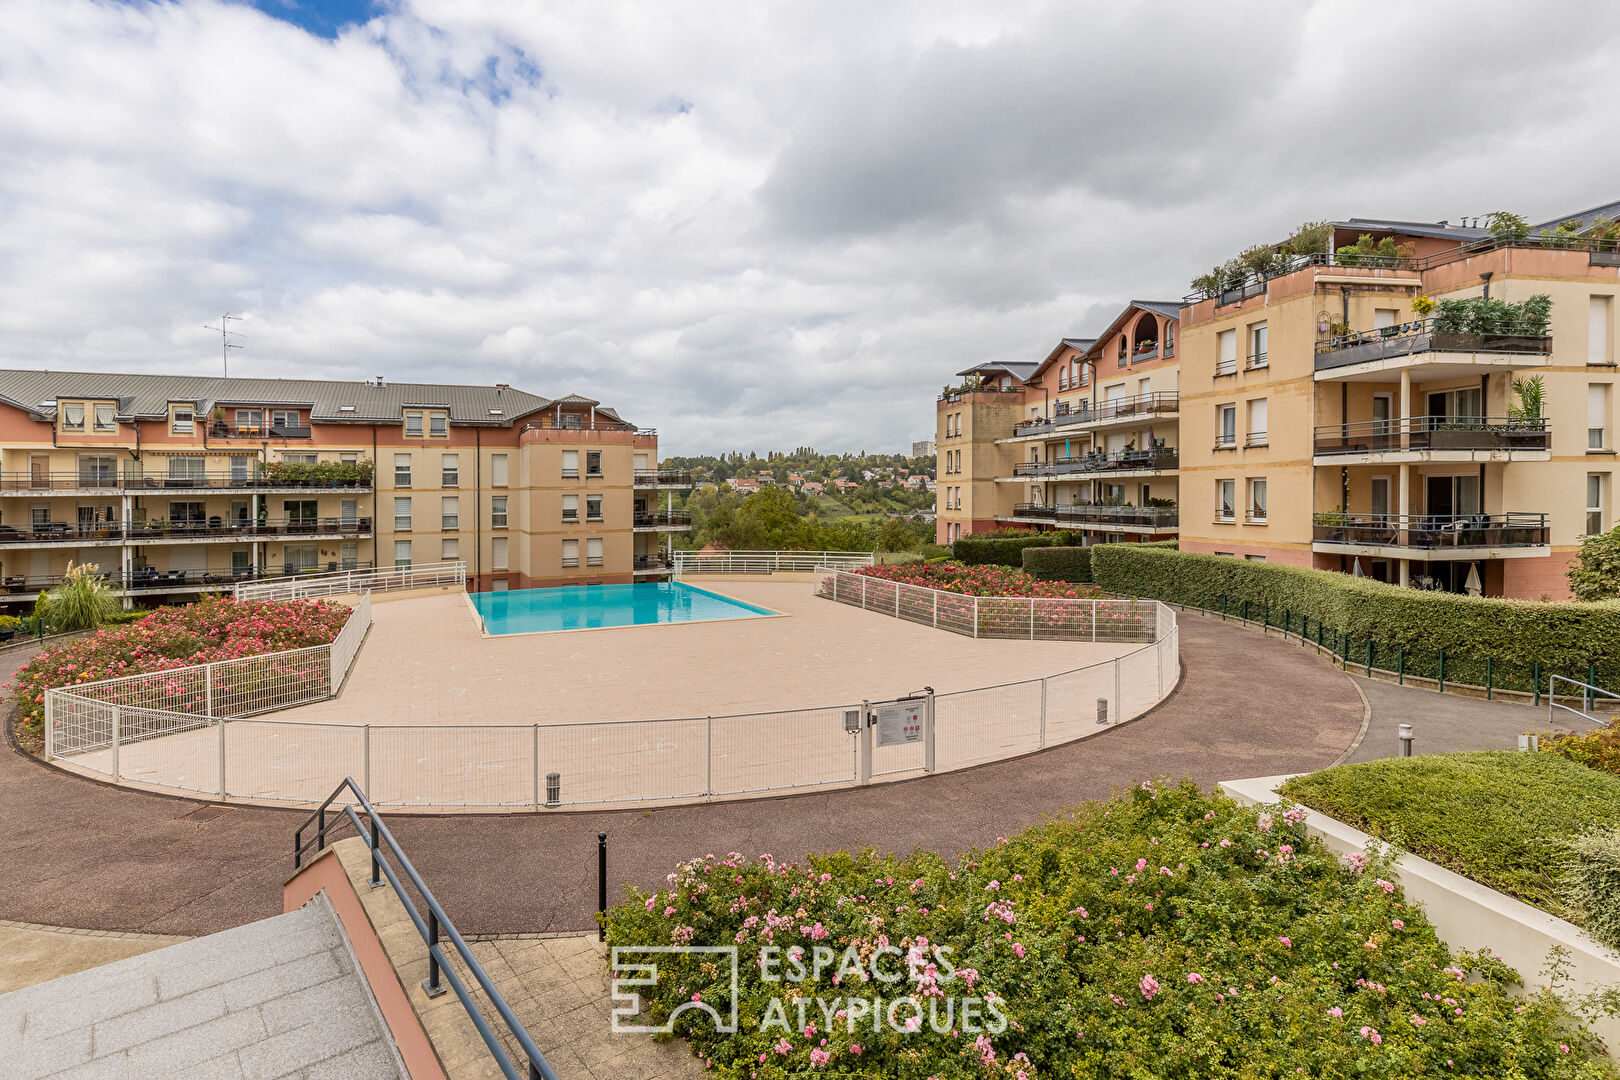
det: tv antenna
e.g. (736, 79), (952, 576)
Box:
(203, 313), (243, 376)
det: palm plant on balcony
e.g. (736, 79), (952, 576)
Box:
(1507, 375), (1546, 422)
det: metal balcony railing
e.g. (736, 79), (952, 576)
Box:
(1314, 417), (1551, 456)
(633, 554), (674, 570)
(1314, 317), (1553, 371)
(1011, 391), (1180, 437)
(1312, 512), (1549, 549)
(0, 470), (373, 492)
(1011, 448), (1178, 478)
(207, 420), (312, 439)
(633, 469), (694, 486)
(0, 516), (373, 544)
(1011, 503), (1178, 529)
(632, 510), (692, 528)
(0, 563), (379, 596)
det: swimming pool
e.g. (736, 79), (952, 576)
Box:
(468, 581), (776, 635)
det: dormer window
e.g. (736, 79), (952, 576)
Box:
(406, 412), (424, 437)
(171, 406), (194, 434)
(429, 413), (447, 437)
(61, 403), (85, 431)
(93, 404), (116, 432)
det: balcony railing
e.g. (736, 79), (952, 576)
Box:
(0, 469), (374, 492)
(0, 563), (379, 597)
(1314, 317), (1553, 371)
(1011, 448), (1178, 478)
(633, 469), (694, 486)
(938, 385), (1024, 403)
(633, 554), (674, 570)
(0, 516), (373, 544)
(1314, 417), (1551, 456)
(633, 510), (693, 528)
(1011, 391), (1180, 437)
(1312, 512), (1548, 550)
(207, 420), (312, 439)
(1011, 503), (1178, 529)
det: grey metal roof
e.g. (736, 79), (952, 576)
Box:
(1335, 218), (1489, 242)
(1130, 301), (1183, 321)
(955, 361), (1038, 380)
(0, 369), (560, 425)
(1060, 337), (1097, 349)
(1533, 199), (1620, 234)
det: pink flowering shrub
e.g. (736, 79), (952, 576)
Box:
(832, 561), (1102, 600)
(603, 781), (1609, 1077)
(8, 596), (352, 730)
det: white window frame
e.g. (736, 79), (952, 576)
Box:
(1216, 404), (1237, 448)
(1216, 479), (1235, 522)
(394, 540), (412, 569)
(405, 412), (424, 437)
(586, 537), (604, 567)
(441, 453), (459, 488)
(441, 496), (459, 531)
(561, 538), (580, 567)
(394, 453), (412, 487)
(1247, 478), (1267, 522)
(393, 496), (412, 532)
(1588, 473), (1606, 536)
(491, 536), (509, 570)
(491, 495), (508, 529)
(441, 537), (459, 561)
(491, 453), (509, 488)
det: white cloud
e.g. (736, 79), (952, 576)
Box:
(1, 0), (1618, 452)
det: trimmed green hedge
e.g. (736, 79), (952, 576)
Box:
(1022, 545), (1092, 582)
(1090, 544), (1620, 690)
(953, 530), (1073, 566)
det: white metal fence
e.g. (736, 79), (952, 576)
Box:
(234, 561), (465, 601)
(40, 578), (1177, 809)
(675, 550), (875, 575)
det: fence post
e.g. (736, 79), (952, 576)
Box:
(532, 724), (541, 810)
(204, 661), (213, 717)
(933, 590), (938, 630)
(924, 689), (936, 774)
(1114, 660), (1122, 724)
(1366, 639), (1373, 677)
(858, 701), (872, 784)
(1485, 657), (1493, 700)
(896, 586), (901, 618)
(362, 724), (372, 796)
(1092, 599), (1098, 643)
(861, 576), (867, 610)
(973, 596), (979, 639)
(1589, 663), (1597, 711)
(1438, 650), (1446, 694)
(110, 705), (121, 781)
(1029, 597), (1035, 640)
(598, 832), (608, 942)
(1533, 661), (1540, 707)
(1397, 645), (1405, 685)
(1039, 678), (1047, 749)
(44, 693), (53, 761)
(218, 716), (226, 798)
(706, 716), (713, 797)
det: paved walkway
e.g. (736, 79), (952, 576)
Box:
(1344, 675), (1606, 764)
(0, 896), (404, 1079)
(0, 613), (1361, 937)
(0, 922), (187, 995)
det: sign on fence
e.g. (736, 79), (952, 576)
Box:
(874, 698), (925, 747)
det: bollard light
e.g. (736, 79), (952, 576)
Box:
(1096, 697), (1109, 726)
(1397, 723), (1414, 757)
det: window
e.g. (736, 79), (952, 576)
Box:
(405, 412), (423, 437)
(586, 494), (603, 521)
(394, 540), (412, 569)
(394, 453), (412, 486)
(340, 452), (358, 464)
(1245, 554), (1268, 563)
(236, 409), (263, 430)
(562, 450), (579, 478)
(586, 450), (602, 477)
(1591, 384), (1610, 450)
(229, 455), (251, 484)
(441, 454), (459, 487)
(562, 538), (579, 567)
(281, 452), (318, 465)
(283, 500), (317, 526)
(78, 455), (117, 485)
(341, 498), (358, 526)
(429, 413), (447, 437)
(1216, 479), (1235, 522)
(441, 496), (459, 531)
(1216, 404), (1237, 448)
(491, 454), (509, 488)
(1591, 296), (1613, 365)
(1589, 474), (1607, 535)
(1246, 399), (1268, 447)
(1163, 322), (1175, 356)
(1216, 329), (1237, 376)
(271, 409), (299, 429)
(1248, 478), (1268, 522)
(491, 536), (509, 570)
(285, 544), (319, 572)
(1079, 365), (1090, 387)
(562, 493), (579, 522)
(442, 537), (460, 561)
(171, 407), (194, 434)
(394, 497), (412, 531)
(586, 537), (603, 566)
(56, 402), (83, 432)
(89, 403), (115, 431)
(167, 456), (206, 483)
(491, 495), (508, 528)
(1247, 322), (1268, 368)
(340, 541), (358, 570)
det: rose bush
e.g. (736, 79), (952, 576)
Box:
(835, 562), (1102, 599)
(7, 596), (352, 730)
(604, 781), (1615, 1078)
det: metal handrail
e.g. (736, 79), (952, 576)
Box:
(633, 510), (693, 527)
(234, 560), (465, 600)
(674, 550), (874, 575)
(1011, 503), (1178, 527)
(1313, 416), (1550, 455)
(632, 469), (693, 485)
(1549, 674), (1619, 725)
(1311, 511), (1549, 549)
(293, 779), (559, 1080)
(0, 517), (374, 544)
(1011, 448), (1177, 477)
(0, 470), (374, 491)
(1010, 391), (1180, 437)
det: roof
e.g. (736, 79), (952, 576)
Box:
(954, 361), (1038, 380)
(1334, 217), (1489, 243)
(1130, 301), (1184, 320)
(0, 369), (563, 426)
(1532, 199), (1620, 234)
(1060, 337), (1097, 350)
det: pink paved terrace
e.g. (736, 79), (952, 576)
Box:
(56, 579), (1171, 809)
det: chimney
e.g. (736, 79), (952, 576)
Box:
(375, 374), (384, 387)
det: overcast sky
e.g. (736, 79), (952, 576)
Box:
(3, 1), (1619, 454)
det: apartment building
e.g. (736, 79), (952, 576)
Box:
(0, 371), (691, 605)
(1178, 204), (1620, 599)
(936, 302), (1182, 545)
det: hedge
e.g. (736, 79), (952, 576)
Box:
(1022, 545), (1093, 582)
(1090, 544), (1620, 691)
(1563, 825), (1620, 952)
(953, 530), (1073, 566)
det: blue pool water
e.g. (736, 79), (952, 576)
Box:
(469, 581), (775, 635)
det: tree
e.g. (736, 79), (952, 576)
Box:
(875, 518), (916, 553)
(1568, 525), (1620, 601)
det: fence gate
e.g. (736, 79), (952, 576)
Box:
(855, 691), (935, 782)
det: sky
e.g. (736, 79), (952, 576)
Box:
(3, 2), (1620, 454)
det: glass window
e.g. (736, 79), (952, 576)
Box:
(442, 537), (459, 561)
(281, 452), (317, 464)
(1589, 474), (1606, 535)
(1590, 384), (1609, 449)
(561, 450), (579, 479)
(586, 450), (602, 477)
(491, 536), (509, 570)
(341, 498), (358, 526)
(1248, 478), (1268, 521)
(340, 452), (358, 464)
(62, 402), (85, 429)
(283, 499), (317, 525)
(586, 494), (603, 521)
(1247, 399), (1268, 446)
(562, 538), (579, 567)
(1217, 479), (1235, 521)
(236, 409), (263, 430)
(171, 408), (194, 434)
(285, 544), (318, 571)
(491, 454), (508, 487)
(93, 404), (116, 431)
(1248, 322), (1268, 366)
(167, 456), (206, 481)
(394, 496), (412, 531)
(1217, 405), (1237, 447)
(441, 496), (459, 531)
(1216, 330), (1236, 375)
(429, 413), (447, 437)
(405, 412), (423, 437)
(586, 537), (603, 566)
(441, 454), (459, 487)
(394, 540), (412, 569)
(491, 495), (508, 529)
(562, 493), (579, 521)
(271, 410), (299, 429)
(340, 541), (358, 570)
(394, 453), (412, 487)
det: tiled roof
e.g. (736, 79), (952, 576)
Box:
(0, 369), (558, 425)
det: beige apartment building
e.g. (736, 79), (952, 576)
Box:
(937, 302), (1181, 545)
(0, 371), (691, 605)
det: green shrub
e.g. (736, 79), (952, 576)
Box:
(0, 615), (20, 636)
(44, 562), (119, 632)
(1090, 544), (1620, 691)
(1543, 718), (1620, 777)
(1021, 545), (1093, 582)
(604, 779), (1614, 1076)
(954, 530), (1072, 566)
(1563, 825), (1620, 952)
(1280, 752), (1620, 923)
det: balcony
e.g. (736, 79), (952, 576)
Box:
(1313, 417), (1551, 462)
(0, 563), (379, 598)
(1005, 503), (1178, 532)
(632, 510), (692, 531)
(0, 516), (374, 547)
(1311, 512), (1549, 559)
(633, 469), (694, 488)
(633, 554), (674, 573)
(1009, 447), (1178, 480)
(0, 468), (373, 495)
(1005, 391), (1180, 440)
(1314, 318), (1552, 379)
(207, 420), (312, 439)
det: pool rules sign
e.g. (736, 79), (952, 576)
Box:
(874, 698), (925, 747)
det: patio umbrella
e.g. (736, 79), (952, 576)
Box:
(1351, 557), (1364, 577)
(1064, 437), (1071, 459)
(1465, 563), (1483, 596)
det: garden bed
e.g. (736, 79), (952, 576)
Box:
(844, 561), (1103, 599)
(604, 780), (1613, 1077)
